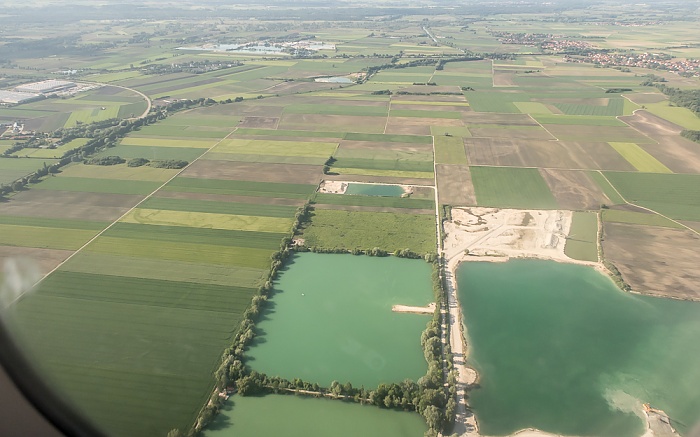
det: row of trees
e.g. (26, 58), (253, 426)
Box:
(0, 98), (213, 198)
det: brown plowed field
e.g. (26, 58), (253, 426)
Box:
(436, 164), (477, 206)
(468, 127), (555, 140)
(237, 116), (279, 129)
(603, 222), (700, 300)
(0, 246), (74, 276)
(278, 114), (385, 133)
(462, 113), (537, 126)
(1, 190), (143, 221)
(540, 169), (610, 210)
(181, 160), (322, 185)
(465, 138), (635, 170)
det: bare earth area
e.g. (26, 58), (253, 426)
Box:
(442, 208), (677, 437)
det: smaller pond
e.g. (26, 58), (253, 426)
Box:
(315, 76), (354, 84)
(203, 395), (427, 437)
(345, 183), (405, 197)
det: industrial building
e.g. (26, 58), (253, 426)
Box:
(0, 90), (42, 105)
(14, 79), (76, 94)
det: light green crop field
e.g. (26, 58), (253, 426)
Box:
(86, 236), (273, 268)
(64, 105), (121, 128)
(470, 166), (559, 209)
(513, 102), (553, 114)
(131, 125), (231, 139)
(140, 197), (296, 218)
(434, 135), (468, 164)
(0, 224), (98, 250)
(120, 137), (218, 148)
(334, 147), (432, 162)
(607, 142), (672, 173)
(603, 172), (700, 221)
(33, 177), (161, 195)
(389, 109), (462, 119)
(213, 139), (338, 157)
(104, 222), (286, 250)
(122, 208), (293, 233)
(332, 157), (433, 172)
(0, 158), (60, 184)
(602, 209), (684, 229)
(564, 212), (598, 262)
(301, 209), (436, 254)
(62, 252), (268, 288)
(643, 102), (700, 130)
(344, 132), (432, 144)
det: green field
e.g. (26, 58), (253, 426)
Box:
(301, 209), (436, 253)
(314, 193), (434, 210)
(214, 139), (338, 157)
(59, 163), (178, 182)
(589, 171), (626, 205)
(344, 132), (432, 144)
(120, 137), (218, 148)
(96, 145), (205, 162)
(122, 208), (293, 233)
(434, 135), (468, 165)
(470, 166), (559, 209)
(0, 224), (99, 250)
(564, 212), (598, 262)
(284, 104), (388, 117)
(141, 197), (296, 218)
(33, 177), (161, 195)
(533, 115), (626, 126)
(0, 157), (59, 184)
(332, 157), (433, 172)
(602, 209), (684, 229)
(608, 142), (672, 173)
(104, 222), (287, 250)
(164, 177), (316, 199)
(603, 172), (700, 221)
(15, 138), (90, 159)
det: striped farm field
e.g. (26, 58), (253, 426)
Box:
(14, 273), (254, 436)
(164, 177), (317, 199)
(470, 166), (559, 209)
(86, 237), (273, 268)
(120, 137), (218, 148)
(0, 224), (99, 250)
(283, 104), (388, 117)
(314, 193), (434, 209)
(213, 139), (338, 157)
(140, 197), (297, 218)
(59, 163), (179, 182)
(104, 223), (286, 250)
(607, 142), (672, 173)
(434, 135), (468, 164)
(62, 252), (269, 288)
(33, 177), (161, 195)
(121, 208), (293, 233)
(603, 172), (700, 221)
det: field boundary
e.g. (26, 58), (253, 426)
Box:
(8, 127), (240, 306)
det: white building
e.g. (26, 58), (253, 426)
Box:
(0, 90), (41, 104)
(15, 80), (76, 94)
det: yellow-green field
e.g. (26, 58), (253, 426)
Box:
(122, 208), (293, 232)
(608, 142), (672, 173)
